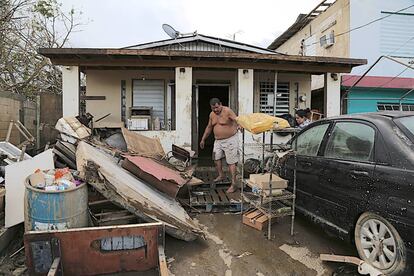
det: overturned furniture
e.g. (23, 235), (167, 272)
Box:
(24, 222), (168, 276)
(76, 141), (203, 241)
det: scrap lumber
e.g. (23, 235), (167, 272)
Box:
(76, 141), (203, 241)
(25, 223), (165, 275)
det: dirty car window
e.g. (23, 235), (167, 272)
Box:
(325, 122), (375, 162)
(293, 124), (329, 156)
(396, 116), (414, 139)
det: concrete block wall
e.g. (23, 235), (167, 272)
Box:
(0, 91), (36, 145)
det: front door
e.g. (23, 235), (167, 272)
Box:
(193, 85), (229, 164)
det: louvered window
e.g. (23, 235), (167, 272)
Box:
(259, 82), (290, 116)
(132, 79), (165, 122)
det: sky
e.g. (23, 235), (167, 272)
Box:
(61, 0), (321, 49)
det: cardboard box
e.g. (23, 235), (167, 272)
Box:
(248, 173), (287, 189)
(246, 180), (283, 196)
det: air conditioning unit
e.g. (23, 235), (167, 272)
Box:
(320, 31), (335, 48)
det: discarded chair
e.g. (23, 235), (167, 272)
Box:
(163, 144), (193, 171)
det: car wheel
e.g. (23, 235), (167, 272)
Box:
(355, 212), (407, 275)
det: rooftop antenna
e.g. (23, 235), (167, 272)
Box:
(162, 23), (197, 38)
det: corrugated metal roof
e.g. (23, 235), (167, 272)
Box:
(123, 34), (277, 54)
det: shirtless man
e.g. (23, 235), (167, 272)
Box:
(200, 98), (239, 193)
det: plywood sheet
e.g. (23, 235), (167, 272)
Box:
(5, 149), (54, 228)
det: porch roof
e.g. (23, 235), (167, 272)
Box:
(38, 48), (366, 74)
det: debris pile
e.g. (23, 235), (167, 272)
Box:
(28, 168), (83, 191)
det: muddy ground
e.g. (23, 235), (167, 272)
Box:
(165, 213), (359, 276)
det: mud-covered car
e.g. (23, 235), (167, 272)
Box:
(278, 111), (414, 275)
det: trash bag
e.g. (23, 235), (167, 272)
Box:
(236, 113), (290, 134)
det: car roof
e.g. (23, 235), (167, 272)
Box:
(324, 111), (414, 122)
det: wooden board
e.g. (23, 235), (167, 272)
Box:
(242, 209), (273, 231)
(25, 223), (164, 276)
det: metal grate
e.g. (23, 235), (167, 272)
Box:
(259, 82), (290, 116)
(377, 103), (414, 111)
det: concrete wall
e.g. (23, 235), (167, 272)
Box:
(276, 0), (350, 58)
(62, 66), (80, 117)
(349, 0), (414, 78)
(347, 88), (414, 114)
(0, 91), (36, 145)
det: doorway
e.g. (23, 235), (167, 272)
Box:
(196, 85), (229, 165)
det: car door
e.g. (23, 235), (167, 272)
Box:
(316, 121), (377, 231)
(290, 123), (331, 212)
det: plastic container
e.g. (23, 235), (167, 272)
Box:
(24, 175), (89, 232)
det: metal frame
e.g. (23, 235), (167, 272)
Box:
(240, 128), (297, 239)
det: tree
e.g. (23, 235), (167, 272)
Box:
(0, 0), (83, 97)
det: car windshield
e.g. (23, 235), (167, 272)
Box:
(395, 116), (414, 141)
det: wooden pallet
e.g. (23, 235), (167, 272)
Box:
(193, 169), (232, 189)
(189, 188), (241, 213)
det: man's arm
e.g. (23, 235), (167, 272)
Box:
(227, 108), (237, 122)
(200, 114), (213, 149)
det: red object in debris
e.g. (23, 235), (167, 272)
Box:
(122, 156), (188, 198)
(54, 168), (70, 180)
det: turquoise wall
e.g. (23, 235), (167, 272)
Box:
(347, 88), (414, 114)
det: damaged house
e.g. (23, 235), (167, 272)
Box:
(39, 33), (365, 158)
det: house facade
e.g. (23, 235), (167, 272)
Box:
(40, 34), (364, 157)
(268, 0), (414, 114)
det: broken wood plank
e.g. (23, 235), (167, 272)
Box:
(217, 189), (229, 203)
(47, 257), (61, 276)
(158, 245), (169, 276)
(210, 190), (220, 204)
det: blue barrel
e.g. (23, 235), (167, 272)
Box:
(24, 177), (89, 232)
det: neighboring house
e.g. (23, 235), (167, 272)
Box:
(39, 33), (364, 158)
(268, 0), (414, 114)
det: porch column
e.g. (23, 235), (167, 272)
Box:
(324, 72), (341, 117)
(238, 69), (254, 115)
(62, 66), (80, 117)
(175, 67), (192, 147)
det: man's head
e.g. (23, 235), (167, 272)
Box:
(209, 98), (223, 115)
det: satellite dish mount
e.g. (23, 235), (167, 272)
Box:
(162, 24), (197, 39)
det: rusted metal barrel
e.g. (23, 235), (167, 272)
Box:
(24, 177), (89, 232)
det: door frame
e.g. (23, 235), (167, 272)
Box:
(191, 83), (231, 156)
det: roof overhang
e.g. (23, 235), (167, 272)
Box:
(38, 48), (367, 74)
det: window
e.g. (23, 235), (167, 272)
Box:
(132, 80), (175, 130)
(325, 122), (375, 162)
(377, 103), (414, 111)
(395, 115), (414, 142)
(259, 82), (290, 116)
(293, 124), (329, 156)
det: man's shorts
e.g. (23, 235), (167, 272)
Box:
(213, 133), (239, 165)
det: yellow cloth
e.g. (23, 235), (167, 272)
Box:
(236, 113), (290, 134)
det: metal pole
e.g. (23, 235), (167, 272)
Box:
(36, 94), (41, 150)
(267, 131), (273, 240)
(273, 72), (278, 117)
(241, 128), (245, 218)
(290, 153), (297, 236)
(262, 132), (265, 172)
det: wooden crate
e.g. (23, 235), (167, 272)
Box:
(242, 209), (271, 231)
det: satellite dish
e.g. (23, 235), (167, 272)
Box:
(162, 24), (180, 39)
